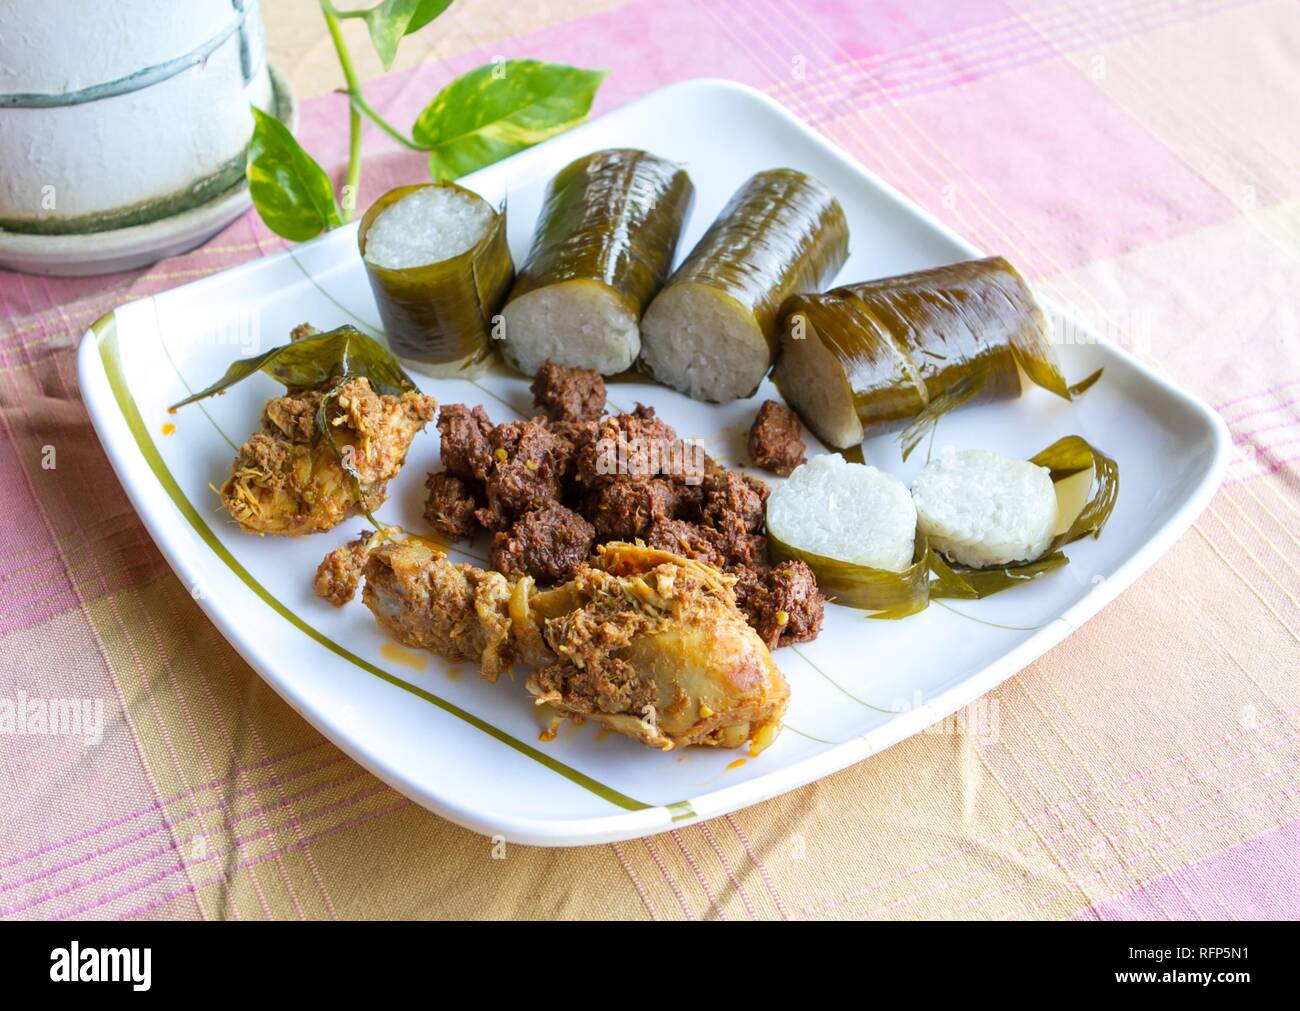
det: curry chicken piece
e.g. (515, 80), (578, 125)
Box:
(361, 534), (516, 680)
(529, 544), (790, 751)
(331, 538), (788, 752)
(220, 377), (435, 536)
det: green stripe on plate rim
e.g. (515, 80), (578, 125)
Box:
(93, 311), (655, 816)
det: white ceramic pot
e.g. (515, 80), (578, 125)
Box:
(0, 0), (292, 275)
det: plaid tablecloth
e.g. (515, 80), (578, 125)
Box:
(2, 0), (1298, 920)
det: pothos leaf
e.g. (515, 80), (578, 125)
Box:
(363, 0), (423, 70)
(169, 325), (416, 411)
(412, 60), (605, 180)
(246, 106), (342, 241)
(405, 0), (454, 34)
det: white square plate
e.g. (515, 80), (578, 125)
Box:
(78, 80), (1229, 846)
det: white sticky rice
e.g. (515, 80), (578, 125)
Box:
(640, 282), (770, 402)
(363, 186), (493, 269)
(500, 280), (640, 376)
(771, 310), (865, 449)
(911, 448), (1058, 567)
(766, 453), (917, 572)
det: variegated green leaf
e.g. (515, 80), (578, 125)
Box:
(412, 60), (605, 180)
(405, 0), (453, 34)
(362, 0), (423, 70)
(246, 106), (341, 241)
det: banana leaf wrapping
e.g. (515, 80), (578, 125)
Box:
(774, 256), (1101, 452)
(768, 436), (1118, 618)
(769, 534), (933, 619)
(500, 149), (694, 375)
(507, 148), (694, 309)
(358, 182), (514, 377)
(640, 168), (849, 401)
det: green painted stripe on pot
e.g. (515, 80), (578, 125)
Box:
(0, 155), (247, 236)
(92, 311), (655, 815)
(0, 12), (252, 108)
(234, 0), (257, 84)
(0, 70), (292, 237)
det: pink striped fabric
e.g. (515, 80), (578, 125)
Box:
(1, 0), (1297, 920)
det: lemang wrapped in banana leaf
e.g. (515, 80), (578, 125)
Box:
(358, 182), (514, 377)
(640, 168), (849, 402)
(500, 148), (694, 376)
(773, 256), (1101, 453)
